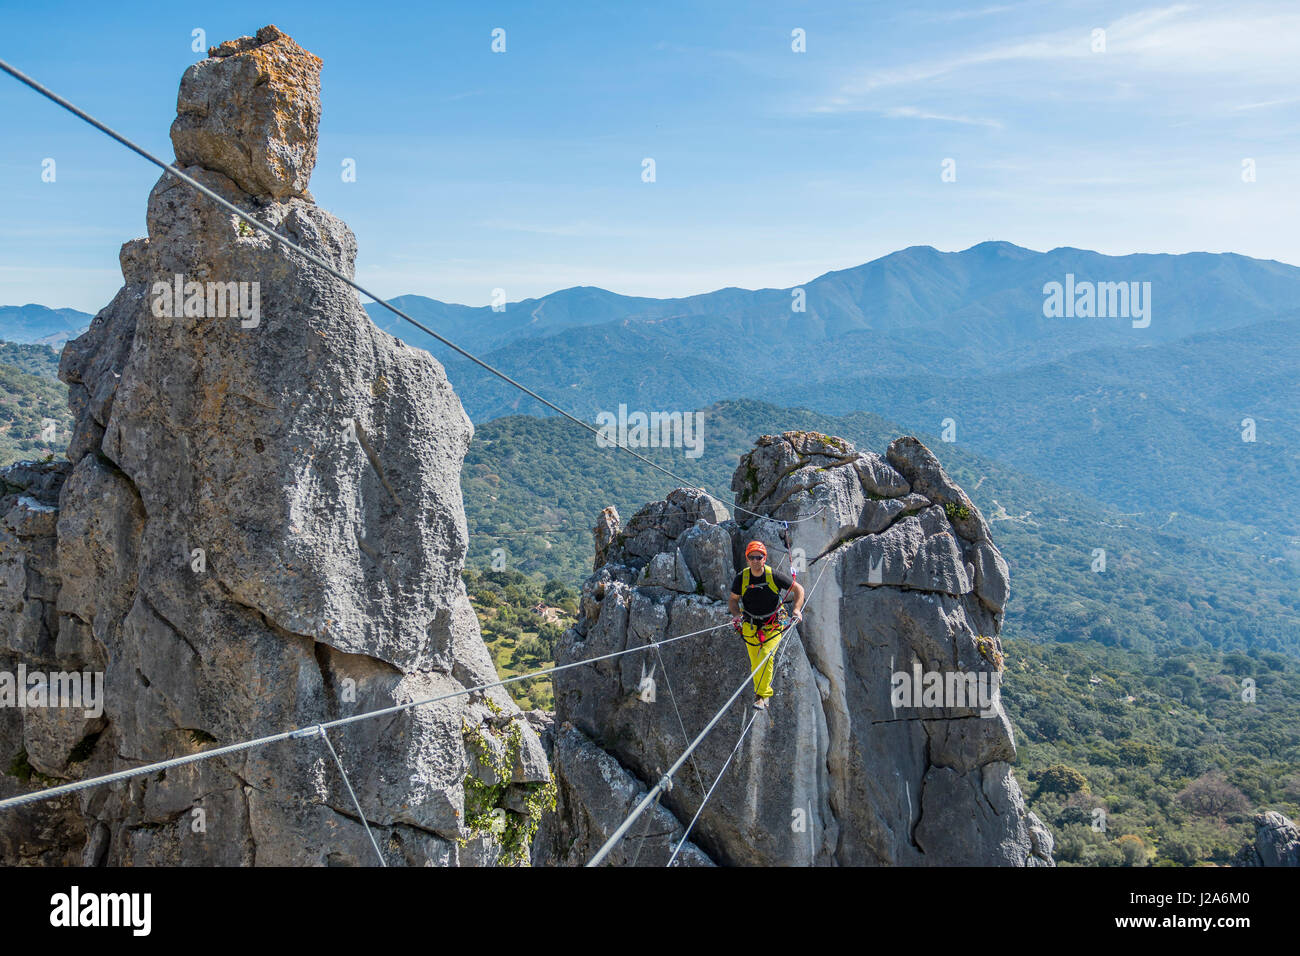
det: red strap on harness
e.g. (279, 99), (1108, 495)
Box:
(745, 609), (783, 646)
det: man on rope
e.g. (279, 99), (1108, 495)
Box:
(729, 540), (804, 710)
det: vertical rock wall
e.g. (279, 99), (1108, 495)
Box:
(0, 26), (548, 866)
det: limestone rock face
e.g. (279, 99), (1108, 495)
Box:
(0, 462), (86, 865)
(532, 723), (713, 867)
(0, 27), (549, 867)
(535, 431), (1052, 866)
(1234, 811), (1300, 866)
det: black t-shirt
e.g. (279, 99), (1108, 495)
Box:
(730, 565), (794, 619)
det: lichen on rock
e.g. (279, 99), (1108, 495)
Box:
(171, 24), (322, 201)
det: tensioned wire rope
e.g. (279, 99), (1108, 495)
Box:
(663, 550), (804, 866)
(626, 541), (799, 864)
(664, 554), (805, 866)
(666, 708), (759, 867)
(0, 57), (841, 532)
(666, 543), (836, 867)
(588, 549), (834, 866)
(0, 617), (734, 815)
(313, 726), (387, 866)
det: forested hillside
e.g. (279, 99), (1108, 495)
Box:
(0, 343), (71, 465)
(458, 397), (1300, 865)
(1005, 638), (1300, 865)
(461, 400), (1300, 658)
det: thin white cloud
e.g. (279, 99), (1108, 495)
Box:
(818, 4), (1300, 111)
(1112, 5), (1300, 73)
(880, 106), (1003, 128)
(1233, 96), (1300, 111)
(810, 101), (1004, 126)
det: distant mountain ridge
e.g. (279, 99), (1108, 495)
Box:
(363, 242), (1300, 377)
(0, 304), (92, 347)
(801, 311), (1300, 535)
(19, 242), (1300, 368)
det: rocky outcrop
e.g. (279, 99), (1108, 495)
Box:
(534, 431), (1053, 866)
(539, 723), (713, 867)
(0, 26), (549, 866)
(1234, 811), (1299, 866)
(171, 25), (321, 201)
(0, 462), (86, 865)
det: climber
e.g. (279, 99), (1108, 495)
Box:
(729, 540), (804, 711)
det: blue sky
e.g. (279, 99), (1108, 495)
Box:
(1, 0), (1298, 312)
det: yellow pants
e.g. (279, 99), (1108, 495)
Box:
(742, 626), (784, 698)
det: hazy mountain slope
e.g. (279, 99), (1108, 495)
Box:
(0, 305), (92, 345)
(372, 242), (1300, 380)
(443, 306), (1300, 543)
(0, 342), (62, 380)
(806, 314), (1300, 534)
(443, 320), (736, 419)
(365, 288), (680, 365)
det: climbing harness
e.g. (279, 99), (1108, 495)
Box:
(734, 562), (795, 645)
(735, 605), (790, 646)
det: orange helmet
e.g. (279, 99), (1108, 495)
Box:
(744, 540), (767, 559)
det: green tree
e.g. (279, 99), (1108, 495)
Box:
(1116, 834), (1147, 866)
(1038, 764), (1089, 796)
